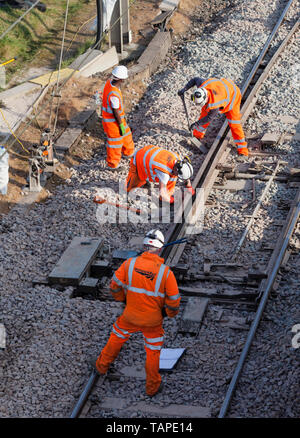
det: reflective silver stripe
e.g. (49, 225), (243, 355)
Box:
(108, 136), (123, 142)
(122, 129), (131, 138)
(219, 78), (230, 106)
(227, 118), (240, 124)
(128, 257), (137, 287)
(107, 143), (122, 149)
(167, 292), (180, 300)
(152, 160), (173, 174)
(226, 78), (238, 111)
(144, 342), (162, 351)
(148, 149), (162, 181)
(129, 286), (165, 299)
(115, 322), (129, 335)
(103, 117), (116, 123)
(237, 145), (247, 149)
(200, 78), (218, 88)
(195, 125), (206, 133)
(110, 287), (122, 293)
(144, 336), (164, 343)
(165, 303), (179, 311)
(207, 99), (228, 108)
(112, 327), (127, 339)
(166, 270), (170, 279)
(102, 106), (113, 114)
(142, 146), (159, 181)
(155, 264), (167, 296)
(169, 176), (177, 182)
(234, 138), (246, 144)
(113, 273), (125, 287)
(127, 257), (166, 298)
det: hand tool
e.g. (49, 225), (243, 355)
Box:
(0, 57), (17, 68)
(180, 94), (202, 148)
(113, 237), (188, 260)
(93, 195), (143, 215)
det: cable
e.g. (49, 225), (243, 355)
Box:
(0, 0), (139, 161)
(0, 107), (30, 154)
(64, 14), (97, 56)
(50, 0), (70, 138)
(0, 1), (42, 41)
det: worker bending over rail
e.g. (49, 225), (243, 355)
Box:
(101, 66), (135, 169)
(126, 145), (194, 204)
(178, 77), (249, 157)
(93, 229), (181, 397)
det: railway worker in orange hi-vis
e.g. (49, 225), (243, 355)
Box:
(93, 229), (181, 397)
(125, 145), (194, 204)
(178, 77), (249, 157)
(101, 65), (135, 169)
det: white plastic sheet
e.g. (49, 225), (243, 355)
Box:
(0, 145), (9, 195)
(103, 0), (119, 32)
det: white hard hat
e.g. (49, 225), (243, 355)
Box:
(112, 65), (128, 80)
(192, 87), (208, 106)
(143, 229), (165, 249)
(176, 157), (194, 181)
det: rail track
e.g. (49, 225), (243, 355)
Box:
(69, 1), (299, 419)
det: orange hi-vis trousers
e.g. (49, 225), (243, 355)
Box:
(101, 79), (134, 168)
(96, 314), (164, 396)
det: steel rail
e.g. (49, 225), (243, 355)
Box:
(161, 0), (297, 264)
(218, 188), (300, 417)
(69, 0), (297, 419)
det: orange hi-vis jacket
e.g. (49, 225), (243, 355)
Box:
(101, 79), (134, 167)
(110, 252), (181, 327)
(126, 145), (179, 194)
(188, 77), (247, 152)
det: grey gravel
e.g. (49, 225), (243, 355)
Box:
(0, 0), (299, 419)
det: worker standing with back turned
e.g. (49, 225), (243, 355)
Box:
(178, 77), (249, 157)
(101, 65), (135, 169)
(125, 145), (194, 204)
(93, 229), (181, 397)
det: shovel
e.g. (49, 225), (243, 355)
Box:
(180, 95), (208, 152)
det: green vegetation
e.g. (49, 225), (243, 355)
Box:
(0, 0), (95, 84)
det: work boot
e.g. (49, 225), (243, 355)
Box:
(122, 153), (134, 159)
(107, 164), (126, 172)
(147, 382), (164, 398)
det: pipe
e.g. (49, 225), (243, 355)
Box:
(95, 0), (103, 49)
(70, 370), (99, 418)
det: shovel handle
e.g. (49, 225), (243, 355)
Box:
(93, 196), (141, 215)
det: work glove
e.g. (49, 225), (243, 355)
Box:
(119, 123), (126, 136)
(162, 307), (167, 318)
(177, 88), (185, 97)
(189, 122), (198, 131)
(185, 186), (195, 196)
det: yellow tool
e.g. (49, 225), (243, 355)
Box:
(0, 58), (17, 67)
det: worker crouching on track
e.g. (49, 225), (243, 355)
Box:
(101, 65), (135, 169)
(125, 145), (194, 204)
(94, 229), (181, 397)
(178, 77), (249, 157)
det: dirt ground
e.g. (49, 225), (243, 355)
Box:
(0, 0), (200, 216)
